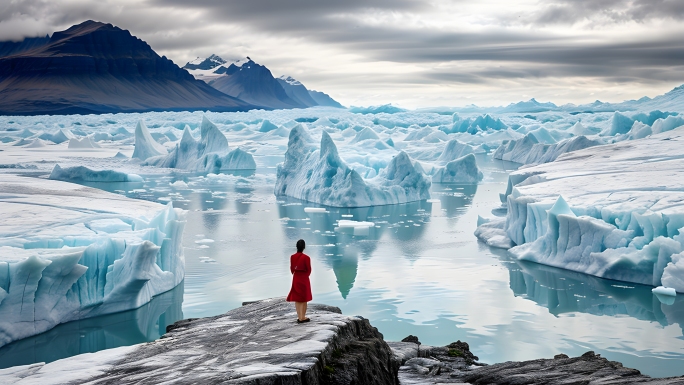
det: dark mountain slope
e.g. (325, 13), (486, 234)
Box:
(0, 21), (254, 115)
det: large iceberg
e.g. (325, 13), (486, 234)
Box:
(478, 126), (684, 292)
(144, 116), (256, 172)
(49, 164), (143, 182)
(0, 175), (185, 348)
(275, 125), (430, 207)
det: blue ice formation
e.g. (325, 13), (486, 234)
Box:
(49, 164), (143, 182)
(0, 179), (185, 348)
(145, 116), (256, 172)
(132, 120), (167, 160)
(432, 153), (483, 184)
(275, 125), (430, 207)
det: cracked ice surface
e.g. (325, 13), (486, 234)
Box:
(0, 175), (185, 348)
(479, 126), (684, 292)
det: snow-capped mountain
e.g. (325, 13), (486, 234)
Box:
(184, 54), (344, 109)
(0, 21), (253, 115)
(183, 54), (226, 71)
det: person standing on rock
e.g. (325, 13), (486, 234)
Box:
(287, 239), (312, 323)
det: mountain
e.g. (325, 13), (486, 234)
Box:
(0, 21), (254, 115)
(0, 36), (50, 57)
(185, 54), (344, 109)
(206, 58), (306, 109)
(308, 90), (344, 108)
(501, 98), (558, 113)
(276, 76), (318, 107)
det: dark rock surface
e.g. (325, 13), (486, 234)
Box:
(0, 21), (253, 115)
(391, 339), (684, 384)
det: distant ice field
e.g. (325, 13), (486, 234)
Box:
(1, 106), (684, 377)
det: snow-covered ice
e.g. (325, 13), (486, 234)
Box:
(432, 153), (483, 184)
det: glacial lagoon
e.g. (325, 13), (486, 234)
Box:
(2, 155), (684, 377)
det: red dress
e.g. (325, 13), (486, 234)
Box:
(286, 252), (312, 302)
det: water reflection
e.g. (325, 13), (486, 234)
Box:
(0, 281), (183, 369)
(275, 185), (478, 298)
(506, 259), (684, 334)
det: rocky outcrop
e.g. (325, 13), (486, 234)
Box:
(391, 337), (684, 384)
(0, 298), (399, 384)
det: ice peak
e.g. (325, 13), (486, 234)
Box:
(548, 195), (575, 217)
(319, 131), (339, 160)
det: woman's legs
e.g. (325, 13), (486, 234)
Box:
(295, 302), (303, 320)
(294, 302), (309, 321)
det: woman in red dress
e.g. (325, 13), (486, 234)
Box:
(286, 239), (312, 323)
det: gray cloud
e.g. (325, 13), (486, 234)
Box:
(532, 0), (684, 25)
(1, 0), (683, 106)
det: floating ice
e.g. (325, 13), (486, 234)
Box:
(132, 120), (167, 160)
(304, 207), (328, 213)
(432, 154), (483, 184)
(49, 164), (143, 182)
(652, 286), (676, 296)
(275, 126), (430, 207)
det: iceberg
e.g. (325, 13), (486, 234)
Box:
(132, 120), (167, 160)
(479, 126), (684, 292)
(275, 125), (430, 207)
(49, 164), (143, 183)
(437, 139), (474, 163)
(0, 175), (185, 348)
(432, 154), (483, 184)
(145, 116), (256, 172)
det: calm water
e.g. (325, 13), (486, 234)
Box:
(2, 155), (684, 377)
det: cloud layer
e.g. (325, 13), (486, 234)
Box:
(1, 0), (683, 107)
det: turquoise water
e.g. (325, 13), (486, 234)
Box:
(2, 155), (684, 377)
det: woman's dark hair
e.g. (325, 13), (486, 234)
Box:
(296, 239), (306, 253)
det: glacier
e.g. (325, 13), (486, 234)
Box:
(274, 125), (430, 207)
(0, 175), (185, 348)
(144, 116), (256, 172)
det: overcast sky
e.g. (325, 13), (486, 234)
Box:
(2, 0), (684, 108)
